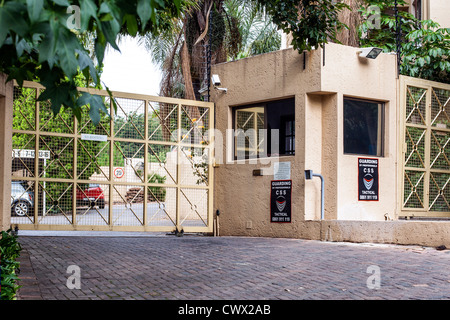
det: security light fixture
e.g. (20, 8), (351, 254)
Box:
(357, 47), (383, 59)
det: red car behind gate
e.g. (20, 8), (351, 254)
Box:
(76, 183), (105, 209)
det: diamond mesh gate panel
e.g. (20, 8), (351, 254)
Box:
(11, 82), (214, 232)
(401, 78), (450, 217)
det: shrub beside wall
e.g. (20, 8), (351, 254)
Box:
(0, 229), (22, 300)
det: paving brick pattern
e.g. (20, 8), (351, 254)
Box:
(16, 235), (450, 300)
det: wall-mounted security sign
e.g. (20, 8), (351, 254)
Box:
(358, 158), (379, 201)
(271, 180), (292, 223)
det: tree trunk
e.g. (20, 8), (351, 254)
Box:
(180, 41), (201, 129)
(335, 0), (364, 47)
(180, 42), (196, 101)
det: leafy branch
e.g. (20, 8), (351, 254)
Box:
(254, 0), (350, 52)
(359, 0), (450, 83)
(0, 0), (185, 125)
(0, 229), (22, 300)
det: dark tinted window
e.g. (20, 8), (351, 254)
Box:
(234, 98), (295, 159)
(344, 98), (384, 156)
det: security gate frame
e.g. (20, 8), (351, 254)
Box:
(11, 81), (214, 233)
(399, 76), (450, 218)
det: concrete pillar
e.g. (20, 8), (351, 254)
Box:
(0, 74), (13, 231)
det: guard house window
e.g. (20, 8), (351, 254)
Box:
(344, 98), (384, 157)
(233, 98), (295, 159)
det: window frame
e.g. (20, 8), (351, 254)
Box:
(412, 0), (422, 20)
(280, 114), (295, 156)
(343, 97), (386, 158)
(233, 105), (266, 159)
(232, 98), (296, 160)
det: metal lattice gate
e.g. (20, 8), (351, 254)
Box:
(399, 76), (450, 218)
(11, 81), (214, 233)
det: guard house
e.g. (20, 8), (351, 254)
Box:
(210, 43), (450, 246)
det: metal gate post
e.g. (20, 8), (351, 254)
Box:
(109, 97), (115, 228)
(143, 100), (149, 226)
(72, 103), (78, 227)
(34, 88), (39, 225)
(0, 74), (13, 231)
(176, 103), (182, 233)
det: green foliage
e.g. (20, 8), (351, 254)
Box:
(191, 149), (209, 185)
(0, 229), (22, 300)
(401, 21), (450, 83)
(148, 172), (166, 202)
(359, 0), (450, 83)
(12, 81), (110, 213)
(144, 0), (281, 99)
(0, 0), (185, 125)
(255, 0), (349, 52)
(224, 0), (281, 60)
(114, 111), (169, 163)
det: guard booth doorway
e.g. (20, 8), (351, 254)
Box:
(11, 81), (214, 233)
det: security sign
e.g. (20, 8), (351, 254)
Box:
(358, 158), (379, 201)
(271, 180), (292, 223)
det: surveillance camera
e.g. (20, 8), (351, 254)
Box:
(211, 74), (221, 86)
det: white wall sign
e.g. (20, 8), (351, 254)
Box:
(12, 149), (50, 159)
(274, 162), (291, 180)
(81, 134), (108, 142)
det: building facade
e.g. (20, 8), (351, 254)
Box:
(210, 43), (450, 246)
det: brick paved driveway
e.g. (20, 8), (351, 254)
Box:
(17, 233), (450, 300)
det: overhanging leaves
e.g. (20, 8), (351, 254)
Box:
(360, 0), (450, 84)
(77, 92), (109, 125)
(0, 2), (28, 46)
(0, 0), (185, 125)
(26, 0), (44, 23)
(254, 0), (349, 52)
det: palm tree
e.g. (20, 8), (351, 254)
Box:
(224, 0), (282, 60)
(142, 0), (281, 101)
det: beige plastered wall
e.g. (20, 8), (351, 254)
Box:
(211, 44), (450, 247)
(426, 0), (450, 28)
(319, 43), (398, 221)
(0, 73), (13, 231)
(212, 44), (400, 237)
(211, 47), (322, 238)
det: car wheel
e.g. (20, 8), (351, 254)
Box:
(99, 199), (105, 209)
(13, 201), (29, 216)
